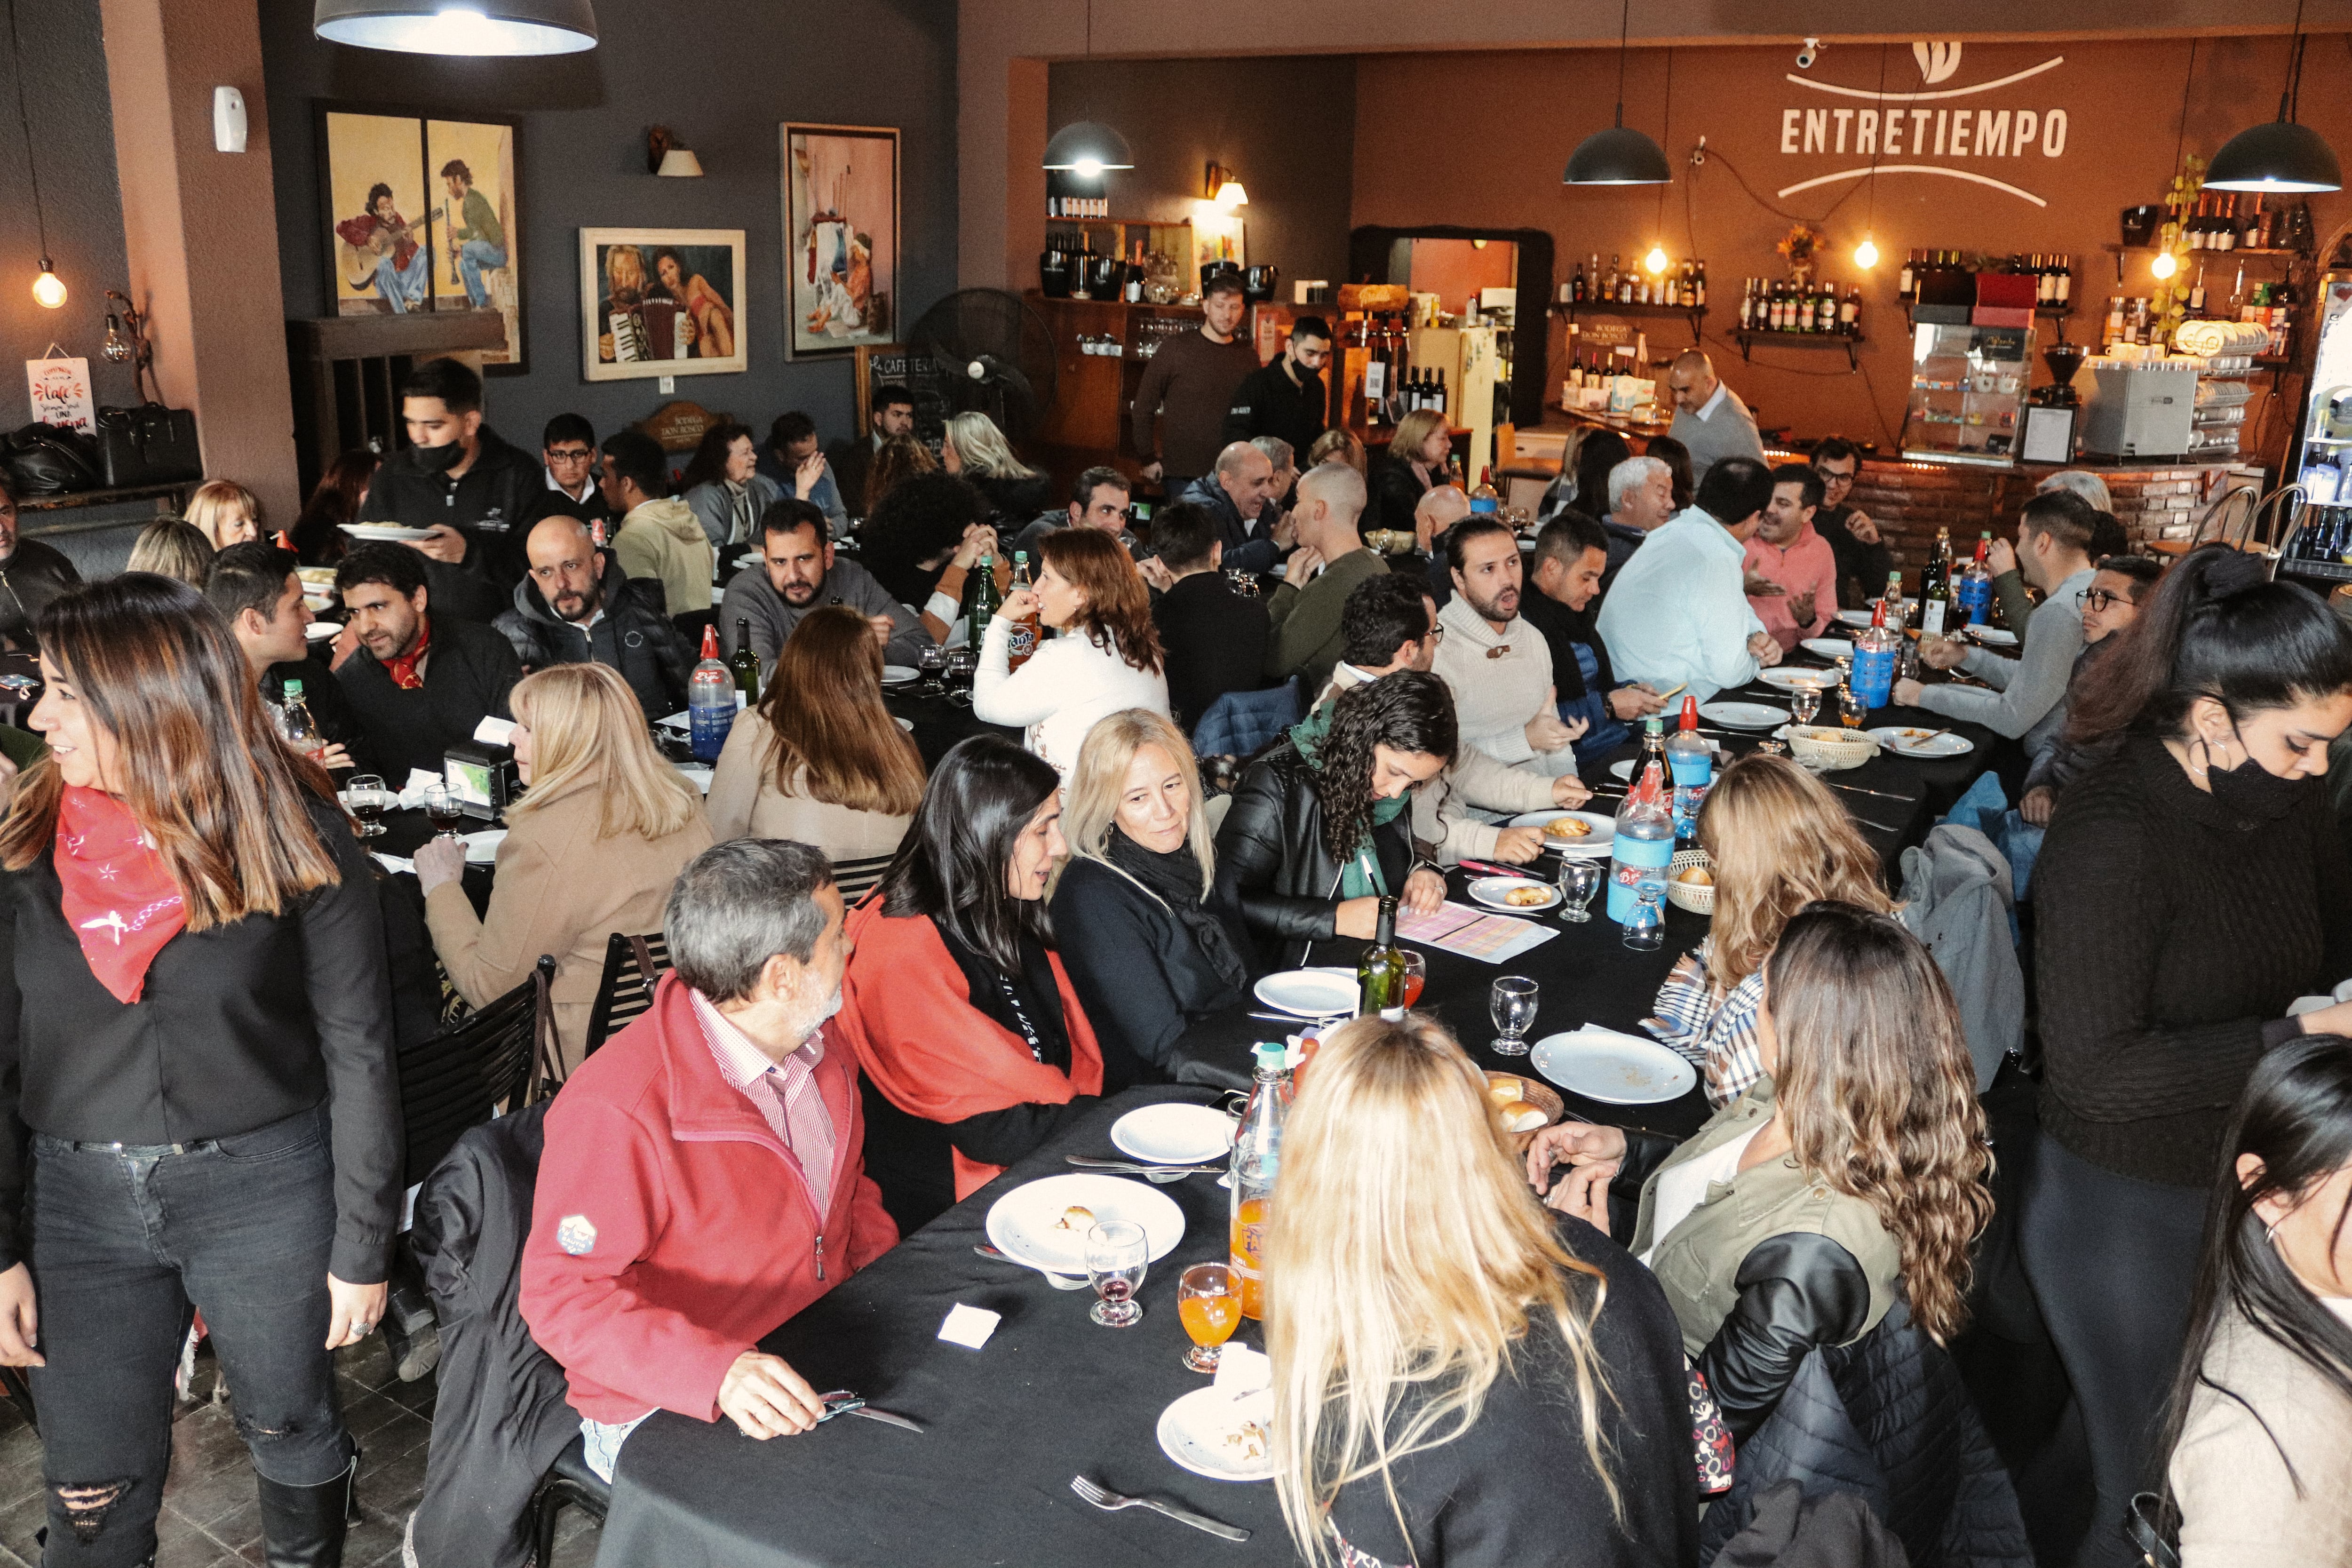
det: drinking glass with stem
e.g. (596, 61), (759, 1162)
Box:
(1085, 1220), (1148, 1328)
(1489, 976), (1539, 1056)
(1177, 1263), (1240, 1371)
(422, 782), (465, 839)
(345, 774), (388, 839)
(1556, 858), (1601, 923)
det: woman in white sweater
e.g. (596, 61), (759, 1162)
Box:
(974, 526), (1168, 783)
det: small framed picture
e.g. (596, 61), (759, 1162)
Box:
(782, 123), (899, 358)
(580, 228), (747, 381)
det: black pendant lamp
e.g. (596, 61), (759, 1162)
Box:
(1041, 0), (1133, 175)
(1565, 0), (1671, 186)
(2206, 4), (2340, 192)
(313, 0), (597, 54)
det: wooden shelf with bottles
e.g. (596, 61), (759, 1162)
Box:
(1041, 214), (1197, 269)
(1896, 303), (2077, 329)
(1732, 328), (1866, 370)
(1550, 299), (1706, 342)
(2103, 243), (2304, 260)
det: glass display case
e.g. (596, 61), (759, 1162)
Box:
(1899, 321), (2036, 468)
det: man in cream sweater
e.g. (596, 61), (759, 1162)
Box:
(1430, 518), (1587, 781)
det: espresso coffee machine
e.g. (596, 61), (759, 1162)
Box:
(2019, 338), (2086, 463)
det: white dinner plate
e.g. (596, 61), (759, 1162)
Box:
(1964, 625), (2019, 647)
(1506, 809), (1616, 856)
(1801, 637), (1854, 660)
(339, 522), (436, 541)
(1700, 701), (1788, 730)
(1157, 1387), (1274, 1482)
(1836, 609), (1875, 629)
(1112, 1103), (1235, 1166)
(1868, 725), (1974, 758)
(984, 1173), (1185, 1275)
(1252, 967), (1358, 1017)
(460, 828), (507, 865)
(896, 716), (914, 731)
(673, 763), (713, 794)
(1757, 667), (1839, 692)
(1610, 759), (1635, 782)
(1469, 876), (1559, 912)
(881, 665), (919, 685)
(1530, 1027), (1698, 1106)
(305, 621), (341, 641)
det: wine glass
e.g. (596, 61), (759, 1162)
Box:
(1177, 1263), (1240, 1372)
(1489, 976), (1539, 1056)
(1790, 685), (1822, 728)
(1398, 951), (1426, 1010)
(422, 782), (464, 839)
(916, 642), (949, 696)
(1621, 884), (1666, 952)
(1556, 858), (1601, 923)
(1085, 1220), (1148, 1328)
(346, 774), (388, 839)
(1838, 684), (1869, 730)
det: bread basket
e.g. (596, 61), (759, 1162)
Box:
(1667, 849), (1716, 916)
(1784, 724), (1879, 772)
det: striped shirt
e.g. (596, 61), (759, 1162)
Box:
(689, 988), (835, 1216)
(1643, 939), (1766, 1109)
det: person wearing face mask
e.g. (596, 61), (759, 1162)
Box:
(1132, 272), (1259, 499)
(1049, 711), (1252, 1082)
(359, 357), (543, 590)
(519, 839), (897, 1485)
(2028, 543), (2352, 1568)
(835, 737), (1107, 1232)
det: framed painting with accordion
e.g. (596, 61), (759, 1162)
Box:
(579, 229), (748, 382)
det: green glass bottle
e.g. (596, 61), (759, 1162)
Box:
(728, 617), (761, 707)
(963, 551), (1001, 631)
(1357, 895), (1406, 1020)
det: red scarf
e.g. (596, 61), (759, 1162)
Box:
(386, 613), (432, 691)
(55, 786), (187, 1005)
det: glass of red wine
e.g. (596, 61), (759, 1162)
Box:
(1399, 951), (1426, 1010)
(422, 782), (465, 840)
(346, 775), (388, 839)
(1084, 1220), (1148, 1329)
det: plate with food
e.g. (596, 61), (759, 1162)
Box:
(1963, 625), (2019, 647)
(985, 1173), (1185, 1276)
(1758, 667), (1840, 692)
(1112, 1103), (1235, 1167)
(1800, 637), (1854, 661)
(1505, 809), (1617, 856)
(1158, 1386), (1274, 1481)
(1486, 1071), (1564, 1135)
(339, 522), (437, 542)
(1469, 876), (1559, 912)
(1530, 1027), (1698, 1106)
(1253, 967), (1359, 1018)
(1700, 701), (1788, 730)
(1868, 725), (1974, 758)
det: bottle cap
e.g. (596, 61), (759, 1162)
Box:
(1679, 694), (1699, 731)
(1014, 550), (1027, 564)
(1645, 715), (1664, 734)
(283, 678), (303, 698)
(1253, 1042), (1288, 1069)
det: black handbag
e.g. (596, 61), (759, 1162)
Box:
(1, 422), (101, 495)
(95, 403), (202, 488)
(2124, 1493), (2181, 1568)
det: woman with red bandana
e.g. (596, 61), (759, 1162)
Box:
(0, 573), (399, 1568)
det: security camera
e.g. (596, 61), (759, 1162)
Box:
(1796, 38), (1822, 70)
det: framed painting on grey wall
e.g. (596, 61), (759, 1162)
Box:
(782, 123), (899, 358)
(580, 229), (748, 381)
(314, 102), (525, 372)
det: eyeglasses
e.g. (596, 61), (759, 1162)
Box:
(2075, 587), (2128, 612)
(1424, 625), (1446, 645)
(1816, 469), (1857, 488)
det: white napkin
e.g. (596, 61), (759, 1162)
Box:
(472, 716), (516, 746)
(1212, 1344), (1270, 1393)
(938, 1304), (1000, 1350)
(371, 852), (415, 876)
(395, 768), (441, 808)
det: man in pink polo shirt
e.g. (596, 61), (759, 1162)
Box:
(1741, 463), (1840, 642)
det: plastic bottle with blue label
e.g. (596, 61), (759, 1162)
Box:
(1608, 718), (1675, 924)
(687, 624), (736, 762)
(1955, 533), (1993, 626)
(1850, 598), (1900, 711)
(1665, 694), (1712, 845)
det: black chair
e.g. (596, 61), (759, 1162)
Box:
(530, 1432), (611, 1563)
(582, 932), (670, 1060)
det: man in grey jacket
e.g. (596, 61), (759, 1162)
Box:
(715, 498), (931, 679)
(1894, 489), (2098, 754)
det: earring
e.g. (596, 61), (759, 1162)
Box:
(2265, 1219), (2281, 1245)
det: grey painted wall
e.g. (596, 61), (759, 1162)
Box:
(257, 0), (960, 468)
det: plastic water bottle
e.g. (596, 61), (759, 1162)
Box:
(1665, 694), (1712, 845)
(1608, 717), (1675, 925)
(687, 624), (735, 762)
(1229, 1043), (1293, 1321)
(1955, 533), (1993, 626)
(277, 678), (327, 764)
(1851, 598), (1900, 710)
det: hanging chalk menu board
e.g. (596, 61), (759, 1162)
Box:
(853, 343), (952, 452)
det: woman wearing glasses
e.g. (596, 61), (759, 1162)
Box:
(2018, 554), (2166, 827)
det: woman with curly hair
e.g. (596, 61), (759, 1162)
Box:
(1529, 902), (2012, 1557)
(1646, 751), (1896, 1107)
(1213, 670), (1454, 970)
(973, 526), (1167, 783)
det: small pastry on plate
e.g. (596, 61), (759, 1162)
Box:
(1544, 816), (1593, 840)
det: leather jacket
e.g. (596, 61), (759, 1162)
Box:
(0, 537), (81, 649)
(1210, 740), (1428, 971)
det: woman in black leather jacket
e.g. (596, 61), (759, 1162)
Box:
(1211, 670), (1453, 970)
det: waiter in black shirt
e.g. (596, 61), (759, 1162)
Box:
(1223, 316), (1332, 457)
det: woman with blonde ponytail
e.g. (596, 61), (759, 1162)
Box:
(1270, 1012), (1697, 1568)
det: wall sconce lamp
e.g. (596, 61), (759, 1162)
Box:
(1204, 162), (1248, 209)
(648, 125), (704, 177)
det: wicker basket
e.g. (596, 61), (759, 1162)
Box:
(1785, 724), (1878, 772)
(1667, 849), (1716, 915)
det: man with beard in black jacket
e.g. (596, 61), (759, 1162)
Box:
(493, 514), (689, 718)
(359, 356), (542, 591)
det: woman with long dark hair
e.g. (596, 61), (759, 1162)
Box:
(0, 575), (397, 1566)
(1214, 670), (1454, 969)
(2029, 542), (2352, 1566)
(833, 735), (1106, 1231)
(2155, 1036), (2352, 1563)
(292, 448), (380, 565)
(974, 526), (1168, 782)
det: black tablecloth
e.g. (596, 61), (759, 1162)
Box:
(885, 686), (1022, 771)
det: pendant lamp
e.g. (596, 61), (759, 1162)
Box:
(1041, 0), (1132, 175)
(314, 0), (598, 56)
(1565, 0), (1670, 186)
(2206, 5), (2339, 192)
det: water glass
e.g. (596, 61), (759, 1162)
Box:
(1085, 1220), (1148, 1328)
(1621, 884), (1666, 952)
(1177, 1263), (1240, 1371)
(1790, 686), (1822, 727)
(1556, 859), (1601, 923)
(1489, 976), (1539, 1056)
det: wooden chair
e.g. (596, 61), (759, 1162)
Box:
(583, 932), (670, 1059)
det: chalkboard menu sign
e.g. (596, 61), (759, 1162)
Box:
(853, 343), (952, 452)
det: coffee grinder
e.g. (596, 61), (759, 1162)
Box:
(2020, 331), (2086, 464)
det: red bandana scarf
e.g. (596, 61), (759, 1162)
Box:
(56, 786), (188, 1005)
(386, 613), (433, 691)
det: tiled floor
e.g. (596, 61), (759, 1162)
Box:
(0, 1340), (602, 1568)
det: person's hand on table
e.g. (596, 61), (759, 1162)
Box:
(1524, 692), (1586, 754)
(326, 1274), (388, 1350)
(1489, 826), (1544, 864)
(1402, 868), (1446, 914)
(1608, 683), (1665, 720)
(0, 1263), (40, 1367)
(1748, 632), (1784, 667)
(1845, 509), (1881, 546)
(994, 588), (1038, 626)
(1742, 570), (1787, 597)
(403, 525), (469, 565)
(1986, 537), (2017, 577)
(1138, 555), (1176, 593)
(717, 1350), (829, 1439)
(413, 834), (466, 893)
(2020, 786), (2056, 827)
(950, 524), (998, 572)
(1891, 677), (1926, 708)
(1917, 635), (1969, 671)
(1551, 773), (1592, 809)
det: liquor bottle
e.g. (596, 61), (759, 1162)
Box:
(1570, 260), (1586, 303)
(277, 678), (328, 764)
(1619, 264), (1634, 305)
(1666, 695), (1713, 848)
(1356, 895), (1407, 1020)
(1469, 465), (1500, 515)
(688, 625), (736, 762)
(1841, 286), (1861, 334)
(1681, 258), (1698, 308)
(1955, 533), (1994, 626)
(1006, 552), (1041, 669)
(1605, 253), (1620, 301)
(2189, 264), (2207, 314)
(1738, 278), (1756, 330)
(1899, 249), (1917, 301)
(2055, 253), (2071, 305)
(1693, 260), (1708, 309)
(1229, 1041), (1292, 1321)
(1918, 525), (1955, 613)
(1607, 718), (1675, 925)
(1766, 284), (1783, 331)
(1851, 598), (1900, 711)
(2105, 295), (2127, 346)
(728, 616), (761, 708)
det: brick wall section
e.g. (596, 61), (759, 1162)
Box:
(1843, 459), (2242, 585)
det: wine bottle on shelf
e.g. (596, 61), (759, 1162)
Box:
(1899, 249), (1917, 301)
(1817, 285), (1838, 333)
(1840, 287), (1861, 334)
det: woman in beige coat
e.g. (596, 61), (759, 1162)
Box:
(413, 662), (711, 1069)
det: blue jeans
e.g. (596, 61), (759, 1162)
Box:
(375, 246), (430, 312)
(27, 1104), (351, 1568)
(456, 239), (507, 306)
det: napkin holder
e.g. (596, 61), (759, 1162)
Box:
(444, 740), (518, 821)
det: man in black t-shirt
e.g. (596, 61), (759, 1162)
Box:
(332, 543), (520, 781)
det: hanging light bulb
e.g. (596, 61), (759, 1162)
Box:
(102, 315), (129, 363)
(2151, 249), (2179, 279)
(1853, 235), (1880, 270)
(1644, 245), (1669, 275)
(30, 256), (64, 310)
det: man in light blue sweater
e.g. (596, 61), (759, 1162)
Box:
(1596, 457), (1786, 703)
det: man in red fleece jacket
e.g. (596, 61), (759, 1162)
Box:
(520, 841), (898, 1481)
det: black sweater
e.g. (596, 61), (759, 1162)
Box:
(1325, 1213), (1700, 1568)
(332, 615), (522, 782)
(2035, 732), (2352, 1187)
(1049, 852), (1249, 1080)
(0, 794), (401, 1281)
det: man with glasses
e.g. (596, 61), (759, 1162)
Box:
(2015, 554), (2165, 826)
(522, 414), (615, 535)
(493, 513), (691, 716)
(1808, 438), (1891, 610)
(1225, 318), (1333, 460)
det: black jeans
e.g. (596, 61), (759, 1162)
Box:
(2016, 1130), (2206, 1568)
(26, 1103), (353, 1568)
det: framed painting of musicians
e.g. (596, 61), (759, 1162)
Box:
(315, 103), (526, 372)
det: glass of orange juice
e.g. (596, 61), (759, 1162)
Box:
(1179, 1263), (1241, 1371)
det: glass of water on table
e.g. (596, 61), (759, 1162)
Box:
(1556, 857), (1601, 922)
(1490, 976), (1539, 1056)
